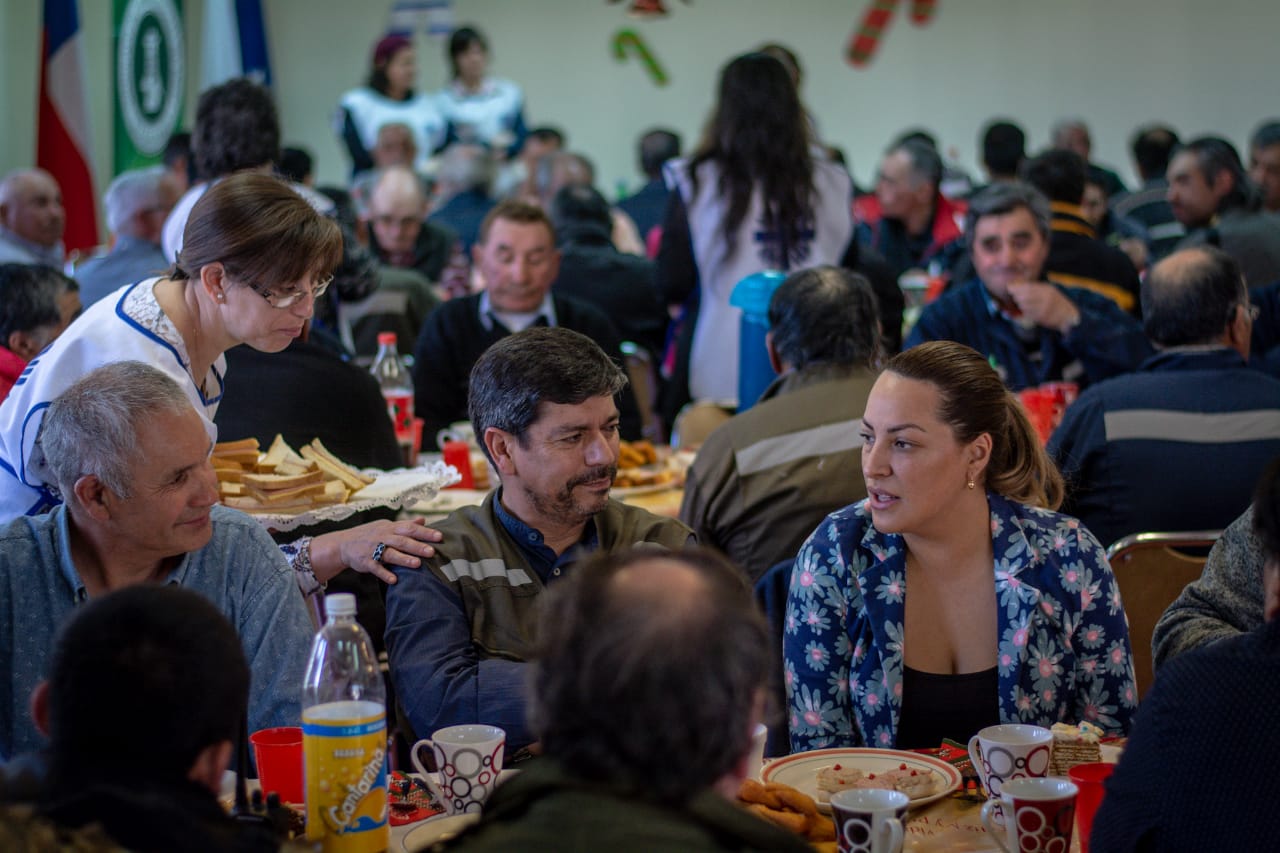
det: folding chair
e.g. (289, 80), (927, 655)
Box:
(1105, 530), (1222, 700)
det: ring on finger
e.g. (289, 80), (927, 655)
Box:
(372, 542), (388, 563)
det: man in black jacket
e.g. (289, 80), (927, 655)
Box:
(550, 185), (668, 364)
(412, 200), (642, 441)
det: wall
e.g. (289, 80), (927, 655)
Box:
(4, 0), (1280, 242)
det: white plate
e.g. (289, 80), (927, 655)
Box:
(400, 813), (480, 851)
(762, 747), (963, 813)
(236, 462), (459, 531)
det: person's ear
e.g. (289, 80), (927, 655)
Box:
(484, 428), (518, 477)
(29, 680), (50, 737)
(198, 262), (227, 304)
(187, 740), (234, 794)
(8, 329), (41, 361)
(1265, 561), (1280, 623)
(966, 432), (993, 485)
(765, 331), (784, 375)
(1226, 303), (1252, 360)
(71, 474), (113, 522)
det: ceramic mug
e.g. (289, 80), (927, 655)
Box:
(967, 724), (1053, 800)
(410, 724), (505, 815)
(980, 777), (1078, 853)
(436, 421), (477, 451)
(829, 788), (909, 853)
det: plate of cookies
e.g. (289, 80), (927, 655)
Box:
(737, 778), (836, 852)
(762, 747), (962, 813)
(612, 439), (683, 496)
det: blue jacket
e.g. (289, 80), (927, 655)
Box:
(1089, 617), (1280, 853)
(1048, 348), (1280, 548)
(784, 493), (1138, 753)
(905, 279), (1152, 390)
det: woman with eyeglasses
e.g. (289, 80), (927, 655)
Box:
(0, 172), (442, 583)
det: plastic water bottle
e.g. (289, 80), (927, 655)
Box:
(302, 593), (389, 852)
(369, 333), (414, 463)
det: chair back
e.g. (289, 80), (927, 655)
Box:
(620, 342), (663, 442)
(753, 558), (794, 759)
(670, 400), (734, 451)
(1105, 530), (1222, 700)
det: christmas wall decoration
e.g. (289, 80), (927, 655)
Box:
(847, 0), (938, 68)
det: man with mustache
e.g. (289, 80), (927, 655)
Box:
(905, 182), (1150, 391)
(386, 327), (692, 749)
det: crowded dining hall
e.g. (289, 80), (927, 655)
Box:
(1, 1), (1277, 850)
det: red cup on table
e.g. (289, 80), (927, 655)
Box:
(250, 726), (304, 804)
(1017, 388), (1055, 445)
(442, 440), (475, 489)
(1068, 761), (1115, 853)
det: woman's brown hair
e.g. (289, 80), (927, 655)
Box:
(885, 341), (1065, 510)
(171, 172), (342, 290)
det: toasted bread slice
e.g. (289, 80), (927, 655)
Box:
(301, 446), (370, 492)
(274, 460), (316, 476)
(214, 437), (260, 454)
(307, 439), (376, 485)
(241, 470), (325, 490)
(211, 448), (261, 466)
(223, 495), (315, 514)
(243, 482), (327, 505)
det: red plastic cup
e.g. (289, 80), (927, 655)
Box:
(1068, 761), (1115, 853)
(250, 726), (304, 804)
(1018, 388), (1055, 445)
(442, 440), (475, 489)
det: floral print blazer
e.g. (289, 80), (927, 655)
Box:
(784, 492), (1137, 752)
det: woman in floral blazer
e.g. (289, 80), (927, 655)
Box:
(784, 342), (1137, 752)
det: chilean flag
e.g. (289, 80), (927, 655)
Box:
(38, 0), (98, 255)
(202, 0), (272, 89)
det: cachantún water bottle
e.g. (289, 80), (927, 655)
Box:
(370, 332), (414, 463)
(302, 593), (388, 852)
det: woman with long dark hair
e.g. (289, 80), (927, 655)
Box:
(336, 34), (446, 177)
(657, 52), (857, 416)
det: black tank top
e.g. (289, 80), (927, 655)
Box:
(894, 665), (1000, 749)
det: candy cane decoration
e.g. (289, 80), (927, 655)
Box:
(846, 0), (939, 68)
(612, 29), (668, 86)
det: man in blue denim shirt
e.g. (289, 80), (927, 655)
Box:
(0, 361), (313, 761)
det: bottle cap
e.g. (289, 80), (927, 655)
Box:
(326, 592), (356, 616)
(377, 332), (398, 346)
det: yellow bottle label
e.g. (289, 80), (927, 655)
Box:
(303, 700), (388, 853)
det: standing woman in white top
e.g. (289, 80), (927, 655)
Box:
(436, 26), (527, 160)
(337, 34), (446, 178)
(656, 52), (855, 416)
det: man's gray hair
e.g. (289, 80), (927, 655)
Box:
(1050, 118), (1089, 149)
(436, 143), (493, 195)
(889, 139), (942, 190)
(41, 361), (194, 498)
(964, 181), (1052, 245)
(103, 166), (166, 234)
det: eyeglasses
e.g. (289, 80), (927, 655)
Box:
(252, 275), (333, 309)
